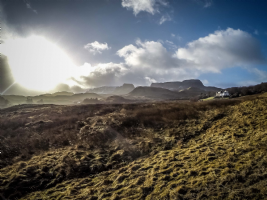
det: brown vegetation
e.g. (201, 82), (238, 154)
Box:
(0, 94), (267, 199)
(0, 96), (9, 107)
(227, 82), (267, 97)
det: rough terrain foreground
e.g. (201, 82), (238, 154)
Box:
(0, 94), (267, 200)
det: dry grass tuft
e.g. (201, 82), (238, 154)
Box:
(0, 94), (267, 199)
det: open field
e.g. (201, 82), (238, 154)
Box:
(202, 97), (215, 101)
(0, 93), (267, 199)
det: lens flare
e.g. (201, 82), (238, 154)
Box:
(1, 35), (76, 91)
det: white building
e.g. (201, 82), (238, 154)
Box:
(216, 90), (230, 97)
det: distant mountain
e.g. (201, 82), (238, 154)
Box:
(86, 86), (117, 94)
(151, 79), (220, 92)
(3, 93), (102, 105)
(128, 86), (217, 100)
(113, 84), (135, 95)
(129, 87), (181, 100)
(49, 91), (74, 96)
(178, 87), (216, 98)
(86, 84), (135, 95)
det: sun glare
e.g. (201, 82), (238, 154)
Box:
(1, 35), (76, 91)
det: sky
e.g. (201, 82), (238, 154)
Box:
(0, 0), (267, 94)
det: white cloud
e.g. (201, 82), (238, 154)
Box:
(145, 76), (157, 84)
(117, 39), (181, 69)
(66, 29), (267, 88)
(176, 28), (266, 73)
(165, 40), (178, 50)
(171, 33), (182, 41)
(159, 14), (172, 24)
(75, 62), (197, 87)
(84, 41), (110, 55)
(121, 0), (168, 15)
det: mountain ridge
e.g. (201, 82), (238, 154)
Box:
(151, 79), (221, 91)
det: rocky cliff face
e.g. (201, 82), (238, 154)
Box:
(151, 79), (205, 90)
(182, 79), (204, 88)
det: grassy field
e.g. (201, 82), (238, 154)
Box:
(0, 93), (267, 199)
(202, 96), (215, 101)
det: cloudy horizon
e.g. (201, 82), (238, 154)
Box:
(0, 0), (267, 95)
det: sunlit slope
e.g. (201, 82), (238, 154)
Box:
(0, 94), (266, 200)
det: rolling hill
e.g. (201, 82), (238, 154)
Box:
(0, 94), (266, 199)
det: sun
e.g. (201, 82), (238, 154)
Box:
(1, 35), (76, 91)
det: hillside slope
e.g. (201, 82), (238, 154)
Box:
(0, 94), (267, 199)
(151, 79), (221, 92)
(129, 87), (181, 99)
(129, 86), (215, 100)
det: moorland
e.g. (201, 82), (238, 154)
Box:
(0, 92), (267, 199)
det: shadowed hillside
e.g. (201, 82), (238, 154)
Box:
(151, 79), (221, 92)
(129, 87), (181, 99)
(128, 86), (215, 100)
(0, 94), (266, 199)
